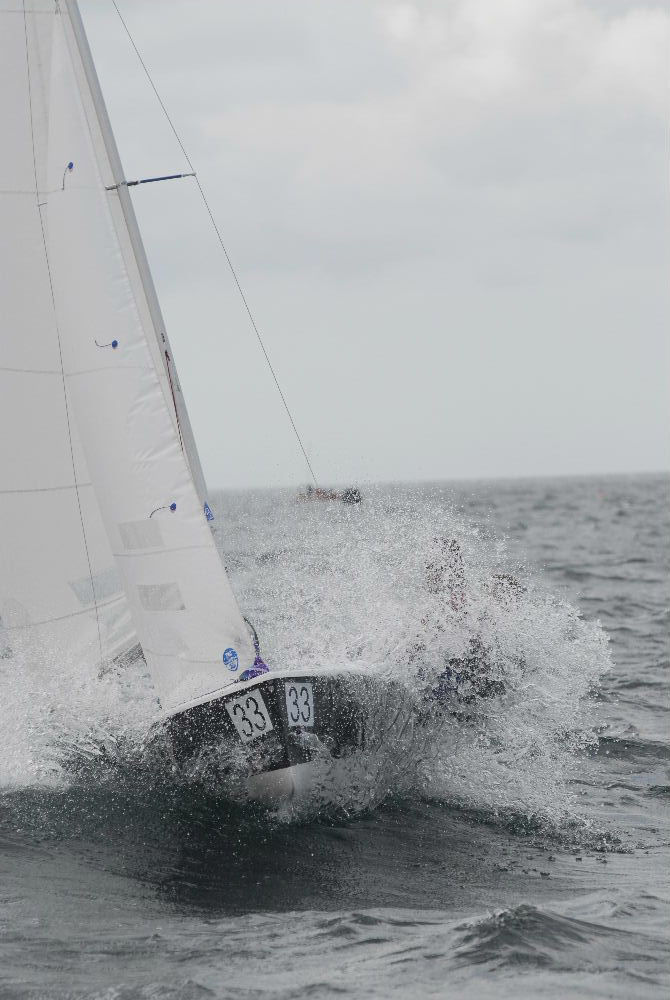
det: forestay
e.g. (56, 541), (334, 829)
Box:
(0, 0), (255, 715)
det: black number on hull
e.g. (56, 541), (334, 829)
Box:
(247, 695), (268, 732)
(232, 695), (267, 737)
(287, 686), (300, 723)
(232, 702), (253, 737)
(287, 685), (312, 724)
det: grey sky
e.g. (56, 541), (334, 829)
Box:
(81, 0), (669, 488)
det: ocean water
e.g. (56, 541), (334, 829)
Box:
(0, 473), (668, 999)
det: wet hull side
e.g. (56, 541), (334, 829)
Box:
(164, 670), (416, 804)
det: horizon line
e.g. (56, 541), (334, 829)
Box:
(206, 467), (670, 493)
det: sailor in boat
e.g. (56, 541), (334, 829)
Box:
(414, 538), (524, 716)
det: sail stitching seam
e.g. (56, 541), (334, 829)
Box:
(0, 593), (125, 632)
(0, 483), (93, 495)
(21, 0), (104, 660)
(112, 544), (210, 559)
(66, 365), (151, 376)
(0, 187), (78, 195)
(1, 366), (63, 374)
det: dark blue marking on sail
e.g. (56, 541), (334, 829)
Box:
(223, 648), (239, 672)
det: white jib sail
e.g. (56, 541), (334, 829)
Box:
(0, 0), (135, 670)
(44, 1), (255, 715)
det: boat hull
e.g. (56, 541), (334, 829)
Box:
(164, 667), (416, 806)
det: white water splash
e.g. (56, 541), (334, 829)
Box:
(229, 486), (612, 821)
(0, 486), (611, 823)
(0, 638), (156, 789)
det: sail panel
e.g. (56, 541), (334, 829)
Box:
(0, 2), (135, 668)
(46, 6), (254, 714)
(65, 0), (211, 512)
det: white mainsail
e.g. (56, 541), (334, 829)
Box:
(1, 0), (255, 715)
(0, 0), (134, 669)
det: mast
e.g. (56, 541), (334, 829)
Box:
(63, 0), (209, 509)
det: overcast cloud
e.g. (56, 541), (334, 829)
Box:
(81, 0), (669, 488)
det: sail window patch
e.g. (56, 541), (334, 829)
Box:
(119, 520), (163, 551)
(70, 567), (123, 606)
(137, 582), (185, 612)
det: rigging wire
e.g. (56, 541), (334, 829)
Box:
(109, 0), (319, 487)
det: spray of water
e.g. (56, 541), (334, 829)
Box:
(231, 488), (611, 824)
(0, 488), (612, 827)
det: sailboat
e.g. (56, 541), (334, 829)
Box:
(1, 1), (415, 805)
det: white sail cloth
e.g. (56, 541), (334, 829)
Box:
(0, 1), (254, 715)
(0, 1), (134, 668)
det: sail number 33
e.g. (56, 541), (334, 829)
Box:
(285, 681), (315, 728)
(225, 692), (274, 743)
(225, 682), (316, 743)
